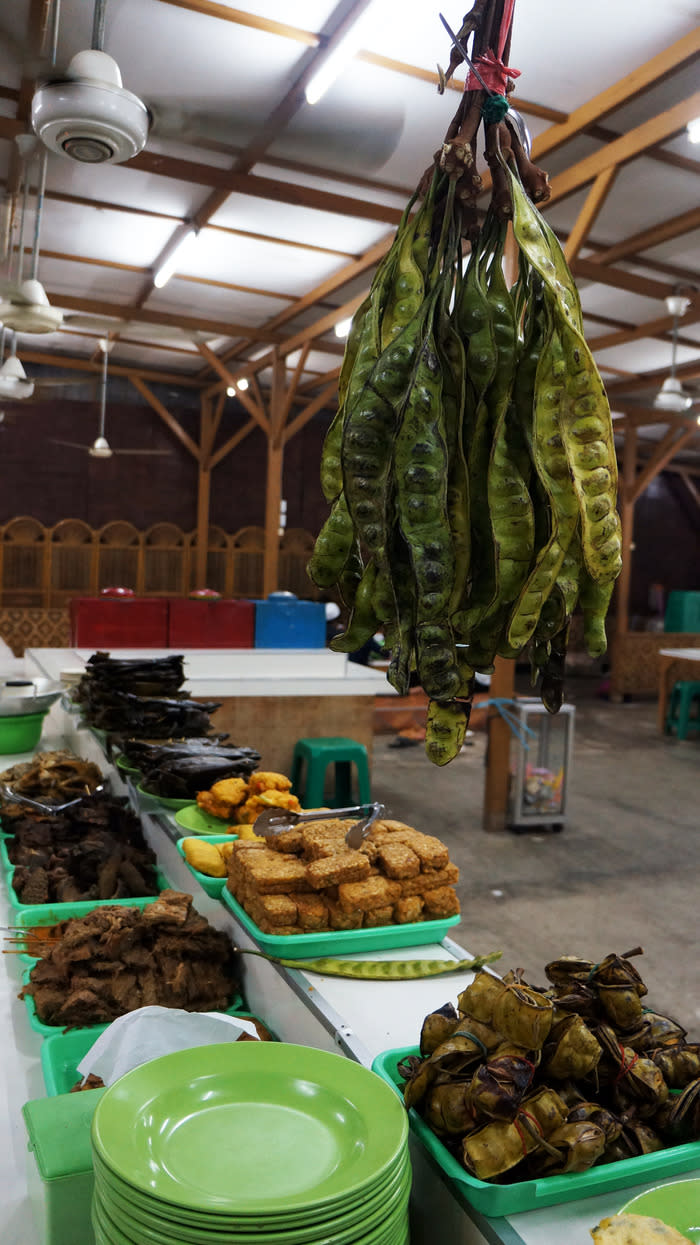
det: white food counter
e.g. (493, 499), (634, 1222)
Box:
(1, 700), (697, 1245)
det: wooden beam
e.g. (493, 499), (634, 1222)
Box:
(590, 309), (700, 353)
(631, 425), (699, 503)
(548, 94), (700, 206)
(616, 422), (637, 639)
(17, 348), (201, 387)
(679, 471), (700, 508)
(533, 30), (700, 161)
(609, 399), (699, 426)
(606, 357), (700, 396)
(589, 207), (700, 267)
(563, 167), (619, 265)
(588, 121), (700, 178)
(129, 377), (201, 459)
(572, 257), (679, 303)
(154, 0), (319, 44)
(482, 658), (515, 833)
(280, 343), (312, 428)
(195, 466), (211, 587)
(196, 341), (270, 433)
(283, 379), (338, 444)
(209, 417), (257, 470)
(45, 291), (284, 345)
(298, 365), (342, 395)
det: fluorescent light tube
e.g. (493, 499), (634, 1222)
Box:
(687, 116), (700, 144)
(305, 22), (367, 105)
(153, 228), (198, 289)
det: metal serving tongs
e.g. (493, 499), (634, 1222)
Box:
(0, 781), (107, 815)
(438, 13), (532, 157)
(254, 802), (385, 851)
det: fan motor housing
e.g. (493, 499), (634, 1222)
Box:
(31, 77), (149, 165)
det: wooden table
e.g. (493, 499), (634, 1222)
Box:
(657, 647), (700, 732)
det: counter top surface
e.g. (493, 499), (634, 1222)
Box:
(1, 702), (698, 1245)
(25, 647), (396, 697)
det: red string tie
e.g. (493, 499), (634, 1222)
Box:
(465, 49), (521, 95)
(614, 1043), (640, 1084)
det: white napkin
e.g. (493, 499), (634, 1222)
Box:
(77, 1005), (261, 1087)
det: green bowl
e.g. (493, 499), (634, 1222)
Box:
(620, 1178), (700, 1241)
(0, 711), (48, 754)
(115, 755), (141, 777)
(174, 804), (235, 834)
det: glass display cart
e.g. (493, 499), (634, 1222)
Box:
(508, 698), (575, 832)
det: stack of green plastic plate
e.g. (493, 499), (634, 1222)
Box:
(91, 1043), (411, 1245)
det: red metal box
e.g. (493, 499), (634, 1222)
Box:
(69, 598), (169, 648)
(167, 599), (255, 648)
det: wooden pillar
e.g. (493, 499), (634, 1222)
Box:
(482, 656), (516, 833)
(195, 466), (211, 588)
(262, 352), (286, 597)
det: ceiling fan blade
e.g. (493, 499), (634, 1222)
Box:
(62, 313), (197, 343)
(148, 94), (405, 174)
(34, 375), (98, 389)
(111, 448), (173, 456)
(50, 439), (90, 450)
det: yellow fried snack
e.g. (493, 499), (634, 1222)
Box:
(196, 777), (250, 821)
(591, 1214), (691, 1243)
(182, 838), (227, 878)
(248, 772), (293, 795)
(236, 824), (263, 841)
(236, 790), (301, 824)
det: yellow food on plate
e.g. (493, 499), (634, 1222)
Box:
(181, 838), (227, 878)
(236, 790), (301, 824)
(236, 824), (263, 841)
(196, 776), (249, 820)
(591, 1213), (692, 1243)
(248, 771), (293, 795)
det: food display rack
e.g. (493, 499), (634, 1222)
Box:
(1, 691), (699, 1245)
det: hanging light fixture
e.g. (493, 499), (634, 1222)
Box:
(89, 338), (113, 456)
(653, 292), (693, 414)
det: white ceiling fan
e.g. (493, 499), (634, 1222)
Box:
(0, 133), (62, 335)
(3, 0), (403, 174)
(51, 340), (173, 459)
(653, 293), (700, 416)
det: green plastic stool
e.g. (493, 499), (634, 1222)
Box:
(665, 680), (700, 740)
(291, 737), (371, 808)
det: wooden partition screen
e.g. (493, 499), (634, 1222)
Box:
(0, 518), (321, 608)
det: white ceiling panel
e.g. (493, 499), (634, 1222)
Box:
(36, 257), (143, 304)
(209, 190), (390, 255)
(638, 227), (700, 266)
(602, 59), (700, 137)
(45, 157), (203, 222)
(109, 342), (200, 372)
(580, 283), (665, 324)
(19, 331), (100, 358)
(253, 161), (409, 210)
(34, 199), (175, 269)
(286, 348), (339, 373)
(146, 277), (294, 327)
(594, 337), (699, 373)
(147, 226), (347, 297)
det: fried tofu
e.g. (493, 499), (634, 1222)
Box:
(326, 898), (363, 930)
(267, 827), (305, 854)
(422, 886), (460, 918)
(243, 849), (311, 894)
(363, 905), (394, 928)
(338, 876), (401, 913)
(294, 893), (328, 930)
(377, 842), (421, 880)
(302, 821), (355, 859)
(237, 791), (301, 824)
(405, 833), (449, 870)
(305, 851), (371, 891)
(400, 863), (459, 897)
(394, 895), (424, 924)
(250, 893), (298, 926)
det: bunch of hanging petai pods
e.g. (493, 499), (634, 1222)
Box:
(307, 148), (622, 767)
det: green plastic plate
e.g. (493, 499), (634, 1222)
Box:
(136, 783), (193, 811)
(91, 1043), (407, 1215)
(175, 835), (237, 899)
(371, 1046), (700, 1218)
(221, 886), (460, 958)
(174, 804), (235, 834)
(620, 1178), (700, 1241)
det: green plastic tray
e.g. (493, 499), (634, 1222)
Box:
(136, 782), (193, 811)
(174, 804), (235, 834)
(21, 964), (244, 1037)
(0, 840), (170, 911)
(175, 835), (238, 899)
(40, 1013), (278, 1095)
(221, 886), (460, 958)
(371, 1046), (700, 1218)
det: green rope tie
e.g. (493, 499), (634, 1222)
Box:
(481, 94), (510, 124)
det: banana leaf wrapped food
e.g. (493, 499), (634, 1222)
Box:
(541, 1014), (602, 1080)
(650, 1043), (700, 1089)
(492, 971), (553, 1050)
(566, 1102), (623, 1148)
(630, 1010), (688, 1052)
(527, 1121), (607, 1176)
(76, 653), (186, 699)
(469, 1053), (536, 1121)
(457, 968), (506, 1024)
(424, 1081), (477, 1136)
(138, 749), (261, 800)
(544, 956), (595, 987)
(654, 1077), (700, 1144)
(84, 691), (221, 738)
(461, 1088), (568, 1180)
(420, 1002), (460, 1056)
(595, 1023), (669, 1114)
